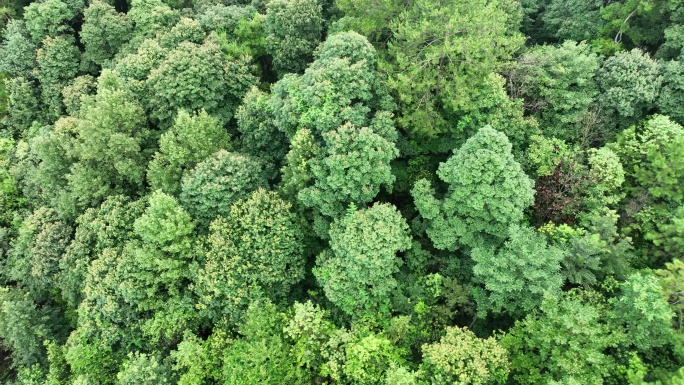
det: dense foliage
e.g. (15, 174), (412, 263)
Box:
(0, 0), (683, 384)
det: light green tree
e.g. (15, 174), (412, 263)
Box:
(298, 122), (398, 219)
(313, 203), (411, 316)
(36, 35), (80, 121)
(194, 189), (305, 324)
(502, 291), (622, 385)
(23, 0), (75, 44)
(510, 41), (600, 143)
(472, 224), (565, 317)
(145, 34), (256, 128)
(611, 272), (674, 351)
(412, 126), (534, 250)
(385, 0), (524, 137)
(421, 326), (509, 385)
(235, 87), (288, 180)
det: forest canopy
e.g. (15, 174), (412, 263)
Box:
(0, 0), (683, 384)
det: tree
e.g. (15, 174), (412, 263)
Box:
(658, 59), (684, 126)
(194, 189), (304, 324)
(59, 70), (152, 217)
(611, 272), (674, 351)
(222, 300), (308, 385)
(145, 34), (256, 128)
(5, 207), (72, 298)
(59, 195), (146, 310)
(127, 0), (180, 40)
(62, 75), (96, 116)
(2, 77), (40, 138)
(502, 291), (622, 385)
(385, 0), (524, 137)
(509, 41), (600, 143)
(0, 287), (53, 369)
(412, 126), (534, 250)
(23, 0), (75, 44)
(36, 35), (80, 121)
(541, 0), (603, 42)
(420, 326), (509, 385)
(180, 150), (267, 226)
(270, 31), (392, 137)
(657, 258), (684, 330)
(0, 20), (37, 79)
(147, 110), (231, 196)
(598, 49), (662, 130)
(81, 0), (133, 70)
(313, 203), (411, 316)
(117, 353), (171, 385)
(265, 0), (323, 75)
(471, 224), (565, 317)
(235, 87), (288, 181)
(298, 122), (398, 219)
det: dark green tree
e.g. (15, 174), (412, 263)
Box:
(265, 0), (323, 75)
(180, 149), (267, 226)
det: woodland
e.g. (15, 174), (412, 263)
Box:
(0, 0), (683, 383)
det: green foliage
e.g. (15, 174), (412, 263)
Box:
(542, 0), (603, 42)
(81, 0), (133, 69)
(145, 34), (256, 128)
(194, 189), (304, 323)
(23, 0), (75, 44)
(511, 41), (600, 143)
(421, 326), (509, 385)
(472, 224), (565, 317)
(265, 0), (322, 75)
(222, 300), (308, 384)
(197, 4), (256, 33)
(611, 272), (674, 350)
(503, 291), (623, 385)
(284, 301), (335, 373)
(314, 203), (411, 316)
(299, 122), (398, 219)
(598, 49), (662, 130)
(3, 77), (40, 138)
(658, 59), (684, 125)
(657, 258), (684, 330)
(279, 127), (320, 200)
(180, 149), (267, 225)
(117, 352), (171, 385)
(0, 20), (37, 79)
(412, 126), (534, 250)
(57, 70), (151, 217)
(385, 0), (524, 137)
(148, 110), (231, 196)
(235, 87), (288, 180)
(127, 0), (180, 39)
(171, 328), (231, 385)
(269, 31), (392, 138)
(61, 75), (96, 117)
(36, 35), (80, 120)
(526, 135), (574, 176)
(343, 333), (404, 385)
(0, 287), (52, 368)
(6, 207), (72, 297)
(587, 147), (626, 207)
(59, 195), (146, 310)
